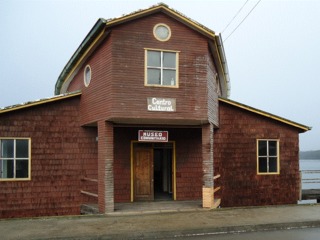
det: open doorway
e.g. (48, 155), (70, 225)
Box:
(154, 143), (173, 200)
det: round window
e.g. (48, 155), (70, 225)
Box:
(153, 23), (171, 41)
(84, 65), (91, 87)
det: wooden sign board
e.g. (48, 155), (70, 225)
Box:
(138, 130), (168, 142)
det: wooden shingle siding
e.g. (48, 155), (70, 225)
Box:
(214, 101), (300, 207)
(207, 52), (219, 126)
(68, 13), (218, 126)
(174, 128), (202, 200)
(0, 97), (98, 218)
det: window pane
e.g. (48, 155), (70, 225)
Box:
(269, 141), (277, 156)
(163, 70), (176, 86)
(147, 51), (161, 67)
(147, 69), (161, 84)
(16, 139), (29, 158)
(258, 141), (267, 156)
(269, 157), (278, 172)
(85, 67), (91, 80)
(0, 160), (14, 178)
(1, 139), (14, 158)
(163, 52), (176, 68)
(259, 157), (268, 173)
(0, 160), (2, 178)
(16, 160), (29, 178)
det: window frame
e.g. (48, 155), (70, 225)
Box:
(256, 139), (280, 175)
(84, 65), (92, 87)
(153, 23), (171, 42)
(144, 48), (179, 88)
(0, 138), (31, 181)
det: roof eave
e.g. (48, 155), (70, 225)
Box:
(0, 91), (82, 115)
(54, 18), (107, 95)
(215, 34), (231, 98)
(208, 35), (231, 98)
(219, 97), (311, 133)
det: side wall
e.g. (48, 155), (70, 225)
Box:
(207, 52), (219, 127)
(214, 102), (300, 207)
(0, 98), (98, 218)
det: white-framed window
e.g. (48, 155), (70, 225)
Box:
(257, 139), (280, 174)
(145, 49), (179, 87)
(84, 65), (92, 87)
(153, 23), (171, 42)
(0, 138), (31, 180)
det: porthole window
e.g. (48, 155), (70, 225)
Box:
(153, 23), (171, 42)
(84, 65), (91, 87)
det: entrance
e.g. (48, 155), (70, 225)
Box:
(131, 142), (175, 202)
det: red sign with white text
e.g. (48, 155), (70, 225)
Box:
(138, 130), (168, 142)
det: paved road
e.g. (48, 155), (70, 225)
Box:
(1, 204), (320, 239)
(175, 227), (320, 240)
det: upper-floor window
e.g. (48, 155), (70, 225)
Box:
(153, 23), (171, 42)
(145, 49), (179, 87)
(84, 65), (91, 87)
(257, 139), (280, 174)
(0, 138), (31, 180)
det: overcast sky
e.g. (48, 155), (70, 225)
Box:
(0, 0), (319, 151)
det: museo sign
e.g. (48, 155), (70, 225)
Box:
(147, 97), (176, 112)
(138, 130), (169, 142)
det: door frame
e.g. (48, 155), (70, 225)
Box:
(131, 141), (176, 202)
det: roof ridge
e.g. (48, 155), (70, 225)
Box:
(105, 3), (215, 35)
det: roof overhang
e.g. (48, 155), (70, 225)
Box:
(209, 34), (231, 98)
(54, 19), (108, 95)
(0, 91), (81, 115)
(219, 97), (311, 133)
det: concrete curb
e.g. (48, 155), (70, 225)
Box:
(33, 220), (320, 240)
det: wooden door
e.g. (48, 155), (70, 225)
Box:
(134, 148), (154, 201)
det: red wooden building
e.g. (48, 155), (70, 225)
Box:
(0, 4), (310, 218)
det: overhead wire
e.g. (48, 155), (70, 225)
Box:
(223, 0), (262, 43)
(221, 0), (249, 34)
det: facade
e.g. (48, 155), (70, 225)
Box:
(0, 4), (310, 218)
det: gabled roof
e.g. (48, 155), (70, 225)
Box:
(219, 97), (311, 132)
(106, 3), (216, 38)
(54, 3), (230, 97)
(0, 91), (81, 115)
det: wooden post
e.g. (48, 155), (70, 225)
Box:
(97, 121), (114, 213)
(202, 123), (214, 208)
(299, 171), (302, 201)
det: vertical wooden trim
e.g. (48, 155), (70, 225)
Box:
(277, 140), (281, 174)
(256, 139), (259, 174)
(130, 141), (134, 202)
(28, 138), (31, 180)
(173, 141), (176, 200)
(176, 52), (179, 88)
(144, 49), (148, 86)
(151, 147), (155, 200)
